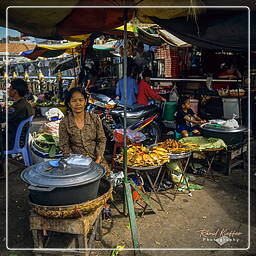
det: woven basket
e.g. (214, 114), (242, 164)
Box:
(29, 179), (112, 219)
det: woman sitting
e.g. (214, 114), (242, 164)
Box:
(59, 87), (107, 165)
(176, 97), (207, 137)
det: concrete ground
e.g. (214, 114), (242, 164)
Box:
(0, 118), (255, 256)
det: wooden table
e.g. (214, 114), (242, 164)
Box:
(29, 206), (103, 256)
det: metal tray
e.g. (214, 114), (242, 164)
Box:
(128, 164), (163, 170)
(169, 152), (192, 159)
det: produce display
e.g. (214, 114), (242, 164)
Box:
(32, 133), (61, 158)
(157, 139), (197, 154)
(179, 136), (227, 151)
(116, 137), (226, 168)
(116, 145), (169, 167)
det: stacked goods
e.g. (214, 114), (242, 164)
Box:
(164, 48), (180, 78)
(229, 89), (245, 97)
(116, 145), (169, 167)
(154, 45), (182, 77)
(154, 45), (166, 59)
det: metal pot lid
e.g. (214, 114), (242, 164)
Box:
(21, 155), (105, 188)
(201, 125), (247, 133)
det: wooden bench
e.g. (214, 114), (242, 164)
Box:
(29, 206), (103, 256)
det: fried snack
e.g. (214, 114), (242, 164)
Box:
(154, 139), (198, 154)
(115, 145), (169, 167)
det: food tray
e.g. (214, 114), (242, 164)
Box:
(169, 151), (192, 159)
(196, 147), (225, 152)
(128, 164), (163, 170)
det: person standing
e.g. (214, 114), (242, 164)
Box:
(137, 70), (166, 106)
(116, 68), (138, 107)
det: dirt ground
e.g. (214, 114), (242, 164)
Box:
(0, 118), (255, 256)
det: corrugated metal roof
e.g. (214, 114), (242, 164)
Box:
(0, 43), (35, 54)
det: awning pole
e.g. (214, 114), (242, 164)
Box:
(122, 9), (141, 255)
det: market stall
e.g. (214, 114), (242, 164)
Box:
(1, 1), (252, 254)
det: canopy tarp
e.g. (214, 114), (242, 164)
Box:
(136, 26), (190, 47)
(0, 0), (133, 39)
(20, 40), (117, 60)
(137, 27), (162, 46)
(20, 42), (82, 60)
(0, 0), (204, 39)
(159, 29), (191, 47)
(135, 0), (204, 24)
(150, 8), (253, 51)
(1, 1), (253, 50)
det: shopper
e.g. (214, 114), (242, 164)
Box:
(176, 97), (207, 137)
(0, 78), (33, 149)
(116, 68), (138, 107)
(137, 69), (166, 106)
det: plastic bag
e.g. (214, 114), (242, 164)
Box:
(223, 114), (239, 129)
(45, 108), (64, 121)
(166, 160), (184, 184)
(113, 129), (146, 144)
(39, 120), (61, 137)
(65, 154), (92, 166)
(169, 85), (179, 102)
(109, 171), (124, 187)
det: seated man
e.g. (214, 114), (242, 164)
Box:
(0, 78), (33, 149)
(176, 97), (207, 137)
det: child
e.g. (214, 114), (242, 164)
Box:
(176, 97), (207, 137)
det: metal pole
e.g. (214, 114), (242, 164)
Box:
(123, 19), (128, 184)
(123, 10), (141, 254)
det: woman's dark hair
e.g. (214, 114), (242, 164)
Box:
(65, 87), (88, 110)
(11, 78), (28, 97)
(142, 69), (152, 79)
(220, 62), (234, 73)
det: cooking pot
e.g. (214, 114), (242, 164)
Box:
(21, 155), (105, 206)
(200, 125), (247, 146)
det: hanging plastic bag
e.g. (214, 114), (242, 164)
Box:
(169, 85), (179, 102)
(113, 129), (146, 144)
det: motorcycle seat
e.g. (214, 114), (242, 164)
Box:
(110, 104), (160, 119)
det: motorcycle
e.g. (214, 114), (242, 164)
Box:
(87, 93), (162, 146)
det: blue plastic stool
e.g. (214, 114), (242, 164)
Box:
(4, 116), (33, 166)
(175, 131), (193, 140)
